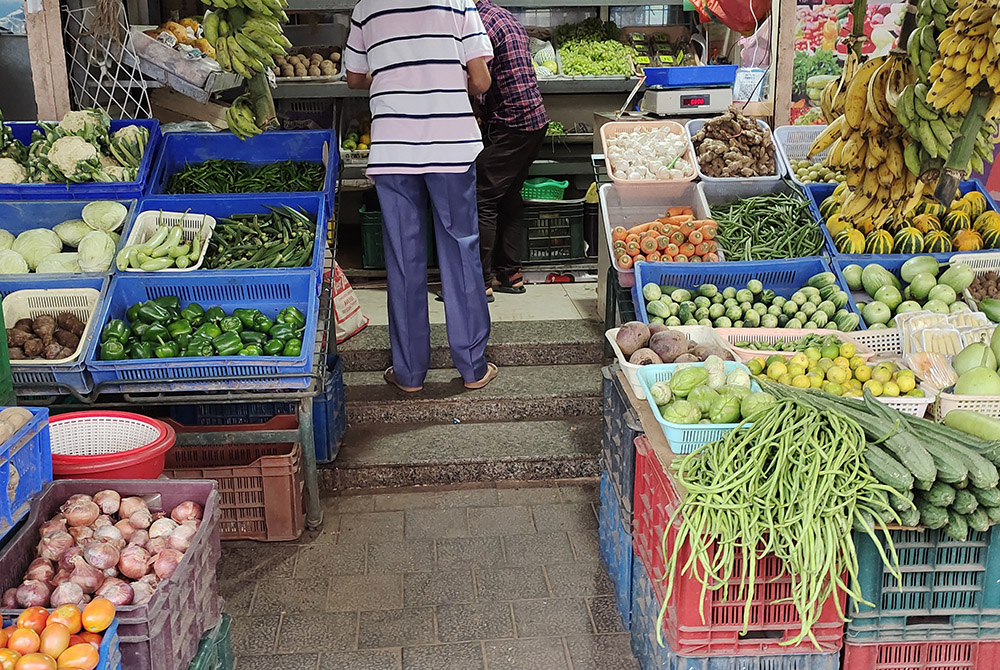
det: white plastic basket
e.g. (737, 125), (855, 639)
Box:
(599, 182), (713, 288)
(950, 251), (1000, 311)
(605, 325), (738, 400)
(686, 117), (783, 183)
(849, 328), (904, 357)
(714, 327), (877, 362)
(123, 210), (216, 272)
(773, 125), (840, 188)
(600, 120), (696, 186)
(2, 288), (101, 365)
(934, 391), (1000, 421)
(48, 413), (165, 456)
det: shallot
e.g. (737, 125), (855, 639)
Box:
(148, 517), (176, 539)
(93, 490), (121, 515)
(153, 549), (183, 580)
(93, 524), (125, 549)
(59, 546), (83, 571)
(129, 530), (149, 548)
(63, 500), (100, 527)
(38, 530), (73, 561)
(94, 514), (112, 528)
(83, 540), (120, 570)
(131, 580), (155, 605)
(70, 555), (103, 593)
(96, 578), (134, 606)
(118, 545), (150, 580)
(1, 588), (17, 608)
(146, 537), (167, 555)
(115, 519), (136, 542)
(69, 526), (94, 544)
(119, 497), (148, 519)
(168, 521), (198, 553)
(63, 494), (93, 508)
(39, 516), (67, 537)
(16, 579), (50, 607)
(170, 501), (203, 524)
(51, 569), (72, 586)
(25, 557), (55, 583)
(129, 509), (153, 530)
(50, 581), (85, 607)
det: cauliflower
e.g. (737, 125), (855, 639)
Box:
(0, 157), (27, 184)
(47, 136), (100, 181)
(99, 153), (120, 170)
(112, 124), (145, 143)
(108, 124), (149, 169)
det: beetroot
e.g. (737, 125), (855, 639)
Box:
(615, 321), (650, 357)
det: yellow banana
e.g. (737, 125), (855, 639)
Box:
(808, 116), (846, 157)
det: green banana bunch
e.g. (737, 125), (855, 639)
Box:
(204, 8), (289, 76)
(226, 95), (262, 140)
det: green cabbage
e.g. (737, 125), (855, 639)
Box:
(661, 400), (701, 424)
(77, 230), (116, 272)
(669, 367), (709, 397)
(35, 252), (81, 273)
(81, 200), (128, 232)
(0, 229), (12, 251)
(52, 219), (92, 247)
(0, 249), (28, 274)
(649, 380), (672, 406)
(12, 228), (62, 270)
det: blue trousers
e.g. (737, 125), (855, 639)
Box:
(373, 166), (491, 388)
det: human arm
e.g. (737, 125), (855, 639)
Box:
(346, 71), (372, 89)
(467, 56), (491, 95)
(343, 10), (370, 89)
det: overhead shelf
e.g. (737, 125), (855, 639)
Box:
(272, 77), (643, 99)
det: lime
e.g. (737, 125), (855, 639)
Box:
(791, 374), (811, 389)
(817, 358), (836, 373)
(882, 381), (900, 397)
(808, 371), (825, 389)
(863, 380), (883, 397)
(821, 344), (841, 359)
(854, 365), (872, 383)
(895, 372), (916, 393)
(765, 354), (786, 368)
(804, 347), (822, 362)
(833, 356), (851, 368)
(777, 373), (794, 386)
(747, 358), (765, 376)
(826, 366), (849, 384)
(787, 363), (806, 377)
(839, 342), (857, 359)
(849, 355), (866, 370)
(823, 381), (844, 396)
(767, 361), (788, 380)
(789, 353), (810, 369)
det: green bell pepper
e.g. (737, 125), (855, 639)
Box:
(141, 324), (170, 344)
(100, 340), (127, 361)
(131, 322), (151, 339)
(233, 308), (261, 329)
(163, 306), (180, 322)
(205, 306), (226, 323)
(180, 303), (205, 326)
(101, 319), (129, 343)
(129, 341), (153, 359)
(155, 340), (180, 358)
(126, 303), (142, 323)
(183, 342), (214, 357)
(167, 319), (193, 339)
(137, 301), (171, 324)
(175, 333), (191, 350)
(239, 344), (263, 356)
(252, 314), (273, 334)
(240, 330), (267, 345)
(152, 296), (181, 311)
(268, 324), (294, 343)
(277, 306), (306, 328)
(194, 323), (222, 340)
(282, 339), (302, 357)
(219, 316), (243, 334)
(213, 331), (243, 356)
(262, 339), (285, 355)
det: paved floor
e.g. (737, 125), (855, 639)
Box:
(220, 480), (638, 669)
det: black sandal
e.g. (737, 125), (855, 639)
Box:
(494, 271), (526, 295)
(435, 287), (495, 303)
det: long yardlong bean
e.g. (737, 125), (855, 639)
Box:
(710, 192), (823, 261)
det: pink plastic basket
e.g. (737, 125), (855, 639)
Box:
(600, 120), (697, 187)
(714, 328), (877, 362)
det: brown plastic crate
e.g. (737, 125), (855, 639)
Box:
(162, 416), (305, 542)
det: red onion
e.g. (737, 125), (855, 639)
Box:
(69, 526), (95, 544)
(50, 581), (85, 607)
(16, 580), (51, 607)
(168, 521), (198, 553)
(129, 509), (153, 530)
(83, 540), (120, 570)
(39, 530), (74, 561)
(148, 518), (177, 539)
(131, 580), (155, 605)
(129, 530), (149, 548)
(170, 501), (203, 524)
(115, 520), (136, 542)
(94, 514), (112, 528)
(59, 545), (83, 571)
(51, 568), (73, 586)
(93, 525), (125, 549)
(1, 588), (17, 608)
(63, 493), (93, 508)
(70, 555), (104, 593)
(25, 557), (55, 583)
(118, 545), (150, 580)
(93, 490), (121, 515)
(153, 549), (183, 580)
(96, 578), (133, 606)
(119, 497), (148, 519)
(39, 516), (67, 538)
(63, 500), (100, 527)
(146, 537), (167, 555)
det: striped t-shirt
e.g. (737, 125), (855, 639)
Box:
(344, 0), (494, 175)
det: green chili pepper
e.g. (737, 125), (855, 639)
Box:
(239, 344), (263, 356)
(141, 324), (170, 344)
(155, 340), (180, 358)
(152, 296), (181, 311)
(233, 308), (261, 329)
(137, 301), (171, 324)
(268, 323), (294, 342)
(100, 340), (127, 361)
(219, 316), (243, 334)
(101, 319), (129, 343)
(263, 339), (285, 355)
(213, 331), (243, 356)
(194, 323), (223, 340)
(126, 303), (142, 323)
(129, 341), (153, 359)
(180, 303), (205, 325)
(167, 319), (193, 339)
(240, 330), (267, 345)
(205, 306), (226, 323)
(282, 339), (302, 357)
(131, 322), (151, 339)
(277, 306), (306, 328)
(252, 314), (273, 333)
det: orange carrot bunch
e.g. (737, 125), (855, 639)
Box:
(611, 206), (720, 270)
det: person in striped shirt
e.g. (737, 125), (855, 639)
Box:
(346, 0), (499, 392)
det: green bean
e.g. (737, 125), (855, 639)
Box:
(166, 159), (326, 194)
(710, 191), (824, 261)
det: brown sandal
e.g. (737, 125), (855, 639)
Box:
(384, 367), (422, 393)
(464, 362), (499, 390)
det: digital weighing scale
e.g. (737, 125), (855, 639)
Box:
(641, 86), (733, 116)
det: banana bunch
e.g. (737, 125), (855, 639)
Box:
(926, 0), (1000, 116)
(897, 81), (999, 171)
(204, 7), (291, 79)
(908, 23), (942, 81)
(916, 0), (957, 34)
(226, 95), (262, 140)
(819, 49), (861, 122)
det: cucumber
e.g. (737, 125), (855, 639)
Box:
(952, 489), (979, 515)
(860, 397), (938, 482)
(987, 506), (1000, 524)
(925, 482), (956, 508)
(890, 490), (915, 511)
(917, 500), (949, 529)
(865, 443), (914, 492)
(921, 441), (969, 484)
(971, 485), (1000, 508)
(944, 510), (969, 541)
(898, 507), (921, 527)
(967, 508), (990, 533)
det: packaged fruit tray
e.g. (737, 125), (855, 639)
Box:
(715, 328), (876, 362)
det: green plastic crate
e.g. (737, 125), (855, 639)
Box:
(188, 614), (233, 670)
(521, 177), (568, 200)
(522, 201), (586, 264)
(360, 207), (436, 270)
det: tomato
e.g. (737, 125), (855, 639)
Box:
(0, 650), (19, 670)
(56, 644), (98, 670)
(3, 627), (16, 639)
(13, 653), (55, 670)
(45, 607), (81, 638)
(0, 628), (8, 649)
(74, 634), (100, 649)
(80, 600), (114, 634)
(16, 610), (48, 636)
(38, 625), (69, 660)
(7, 630), (39, 656)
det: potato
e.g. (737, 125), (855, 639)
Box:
(308, 65), (321, 76)
(275, 55), (286, 66)
(330, 52), (341, 62)
(0, 407), (33, 433)
(281, 65), (295, 77)
(294, 65), (308, 76)
(0, 423), (13, 445)
(319, 61), (335, 76)
(272, 66), (281, 76)
(309, 53), (322, 63)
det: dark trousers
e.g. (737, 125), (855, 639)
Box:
(476, 123), (548, 284)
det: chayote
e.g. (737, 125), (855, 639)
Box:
(740, 392), (777, 420)
(708, 395), (741, 424)
(649, 380), (672, 407)
(661, 399), (701, 424)
(668, 367), (709, 397)
(687, 385), (720, 416)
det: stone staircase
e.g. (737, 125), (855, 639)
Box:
(323, 319), (606, 490)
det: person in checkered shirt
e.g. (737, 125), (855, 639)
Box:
(475, 0), (548, 299)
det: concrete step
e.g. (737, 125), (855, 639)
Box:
(345, 363), (602, 424)
(321, 418), (600, 490)
(338, 320), (606, 372)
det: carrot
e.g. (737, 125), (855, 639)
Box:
(673, 252), (689, 262)
(627, 222), (656, 235)
(617, 255), (633, 269)
(702, 252), (720, 262)
(640, 236), (658, 254)
(667, 214), (694, 225)
(688, 229), (704, 245)
(649, 223), (663, 234)
(700, 224), (716, 240)
(625, 233), (640, 245)
(626, 240), (641, 256)
(611, 226), (628, 242)
(634, 254), (646, 263)
(670, 230), (686, 246)
(678, 242), (696, 257)
(656, 235), (670, 251)
(679, 219), (696, 236)
(695, 241), (712, 256)
(688, 254), (702, 262)
(666, 206), (692, 217)
(646, 251), (661, 262)
(664, 243), (679, 257)
(706, 240), (718, 253)
(613, 240), (626, 252)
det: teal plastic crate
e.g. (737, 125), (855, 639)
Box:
(599, 471), (632, 631)
(188, 614), (232, 670)
(848, 527), (1000, 640)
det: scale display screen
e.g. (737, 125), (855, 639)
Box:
(680, 94), (709, 108)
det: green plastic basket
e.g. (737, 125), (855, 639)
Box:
(521, 178), (569, 200)
(360, 206), (436, 270)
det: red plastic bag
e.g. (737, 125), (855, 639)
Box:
(332, 262), (369, 343)
(690, 0), (770, 35)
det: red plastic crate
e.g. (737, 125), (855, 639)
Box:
(632, 435), (846, 655)
(842, 639), (1000, 670)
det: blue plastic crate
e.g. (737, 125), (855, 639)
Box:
(0, 119), (160, 201)
(145, 129), (338, 222)
(0, 406), (52, 545)
(807, 179), (999, 260)
(84, 270), (319, 395)
(168, 356), (344, 463)
(847, 526), (1000, 641)
(599, 471), (632, 631)
(134, 194), (327, 286)
(629, 558), (841, 670)
(602, 365), (642, 525)
(643, 64), (739, 89)
(630, 256), (841, 324)
(0, 276), (108, 394)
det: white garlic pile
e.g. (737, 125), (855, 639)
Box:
(607, 126), (693, 181)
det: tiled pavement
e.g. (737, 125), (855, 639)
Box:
(220, 480), (638, 669)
